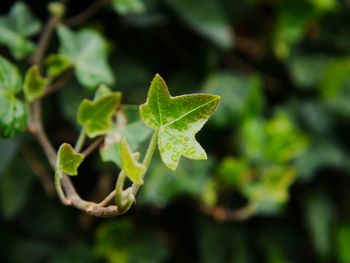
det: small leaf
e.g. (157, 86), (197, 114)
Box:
(45, 54), (71, 79)
(77, 92), (121, 138)
(24, 65), (47, 102)
(0, 2), (41, 59)
(140, 74), (220, 170)
(0, 56), (27, 138)
(111, 0), (146, 14)
(57, 143), (84, 176)
(120, 138), (146, 184)
(56, 26), (114, 89)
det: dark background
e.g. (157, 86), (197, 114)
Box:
(1, 0), (350, 262)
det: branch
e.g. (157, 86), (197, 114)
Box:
(82, 137), (104, 157)
(64, 0), (110, 26)
(201, 203), (254, 221)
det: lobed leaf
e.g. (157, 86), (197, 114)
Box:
(24, 65), (47, 102)
(140, 74), (220, 170)
(56, 26), (114, 89)
(0, 2), (41, 59)
(0, 56), (27, 138)
(120, 138), (146, 184)
(77, 92), (121, 138)
(57, 143), (84, 176)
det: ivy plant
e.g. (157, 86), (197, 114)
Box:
(0, 0), (220, 217)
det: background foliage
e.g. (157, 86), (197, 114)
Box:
(1, 0), (350, 262)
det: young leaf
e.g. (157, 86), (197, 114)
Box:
(57, 143), (84, 176)
(0, 56), (27, 138)
(24, 65), (47, 102)
(45, 54), (71, 79)
(140, 74), (220, 170)
(77, 92), (121, 138)
(56, 26), (114, 89)
(120, 138), (146, 184)
(0, 2), (41, 59)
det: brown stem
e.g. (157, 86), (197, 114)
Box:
(201, 203), (254, 221)
(64, 0), (109, 26)
(82, 137), (104, 157)
(43, 69), (73, 97)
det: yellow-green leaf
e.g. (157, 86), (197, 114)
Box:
(24, 65), (47, 102)
(57, 143), (84, 176)
(77, 92), (121, 138)
(140, 74), (220, 170)
(120, 138), (146, 184)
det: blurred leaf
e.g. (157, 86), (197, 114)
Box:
(295, 141), (347, 181)
(112, 0), (146, 14)
(0, 138), (20, 175)
(101, 119), (152, 168)
(165, 0), (233, 49)
(120, 138), (146, 184)
(95, 220), (168, 263)
(77, 92), (121, 138)
(243, 166), (296, 215)
(288, 54), (329, 88)
(274, 0), (318, 59)
(52, 243), (96, 263)
(203, 72), (263, 126)
(218, 157), (250, 187)
(0, 2), (41, 59)
(303, 188), (334, 259)
(337, 223), (350, 263)
(45, 54), (71, 79)
(24, 65), (47, 102)
(241, 112), (309, 164)
(140, 74), (220, 170)
(56, 143), (84, 176)
(0, 56), (27, 138)
(57, 26), (114, 89)
(140, 157), (213, 207)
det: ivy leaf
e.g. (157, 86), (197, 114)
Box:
(120, 138), (146, 184)
(0, 56), (27, 138)
(0, 2), (41, 59)
(45, 54), (71, 79)
(140, 74), (220, 170)
(57, 143), (84, 176)
(77, 92), (121, 138)
(56, 26), (114, 89)
(24, 65), (47, 102)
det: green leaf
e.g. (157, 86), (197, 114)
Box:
(45, 54), (71, 79)
(112, 0), (146, 14)
(0, 2), (41, 59)
(120, 138), (146, 184)
(56, 26), (114, 89)
(77, 92), (121, 138)
(140, 74), (220, 170)
(0, 56), (27, 138)
(57, 143), (84, 176)
(24, 65), (47, 102)
(165, 0), (233, 49)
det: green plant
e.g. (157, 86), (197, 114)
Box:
(0, 2), (220, 217)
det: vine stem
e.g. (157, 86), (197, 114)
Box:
(132, 130), (159, 195)
(74, 128), (86, 152)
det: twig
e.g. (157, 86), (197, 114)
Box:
(43, 69), (73, 97)
(64, 0), (109, 26)
(82, 137), (104, 157)
(33, 16), (61, 67)
(201, 203), (254, 221)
